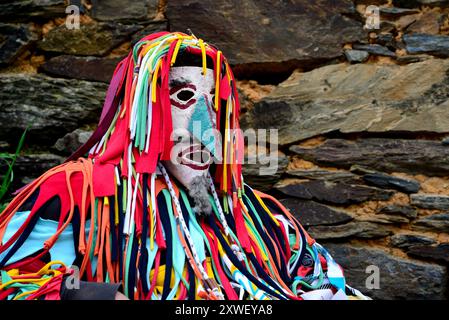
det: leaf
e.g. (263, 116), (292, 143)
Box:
(0, 128), (27, 205)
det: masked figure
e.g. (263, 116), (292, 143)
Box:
(0, 32), (368, 300)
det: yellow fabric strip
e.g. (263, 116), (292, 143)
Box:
(253, 192), (281, 227)
(171, 38), (183, 66)
(148, 191), (154, 250)
(151, 59), (163, 102)
(222, 98), (230, 192)
(13, 289), (38, 300)
(214, 51), (221, 111)
(199, 39), (207, 76)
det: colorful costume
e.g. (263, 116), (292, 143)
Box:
(0, 32), (368, 300)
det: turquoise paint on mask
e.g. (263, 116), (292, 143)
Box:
(187, 95), (217, 156)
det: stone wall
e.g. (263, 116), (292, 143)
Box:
(1, 0), (448, 299)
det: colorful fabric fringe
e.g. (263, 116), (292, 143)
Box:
(0, 32), (368, 300)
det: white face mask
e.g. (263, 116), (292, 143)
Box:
(163, 66), (222, 210)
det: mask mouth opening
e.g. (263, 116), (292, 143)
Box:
(177, 144), (211, 170)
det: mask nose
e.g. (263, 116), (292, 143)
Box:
(187, 94), (221, 159)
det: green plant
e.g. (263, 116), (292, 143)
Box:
(0, 129), (27, 212)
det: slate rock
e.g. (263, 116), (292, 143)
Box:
(0, 74), (107, 146)
(286, 169), (358, 182)
(308, 221), (392, 240)
(349, 165), (377, 175)
(363, 173), (420, 193)
(91, 0), (158, 22)
(41, 55), (123, 83)
(396, 13), (420, 31)
(403, 33), (449, 57)
(379, 7), (419, 17)
(243, 59), (449, 145)
(417, 0), (449, 5)
(242, 149), (288, 192)
(167, 0), (365, 75)
(411, 195), (449, 211)
(393, 0), (420, 7)
(407, 10), (442, 35)
(390, 234), (437, 249)
(131, 21), (169, 45)
(290, 139), (449, 177)
(352, 44), (396, 57)
(0, 153), (65, 189)
(325, 243), (447, 299)
(407, 244), (449, 264)
(355, 0), (389, 4)
(344, 49), (369, 63)
(275, 180), (393, 205)
(279, 198), (353, 227)
(378, 205), (418, 219)
(360, 214), (410, 225)
(396, 54), (433, 64)
(412, 213), (449, 233)
(53, 128), (93, 155)
(376, 33), (396, 48)
(378, 21), (397, 33)
(39, 22), (142, 56)
(0, 23), (38, 65)
(0, 0), (66, 22)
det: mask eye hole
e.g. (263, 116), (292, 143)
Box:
(177, 89), (195, 102)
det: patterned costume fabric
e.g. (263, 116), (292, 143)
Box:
(0, 32), (368, 300)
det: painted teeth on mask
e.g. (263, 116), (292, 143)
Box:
(177, 144), (211, 169)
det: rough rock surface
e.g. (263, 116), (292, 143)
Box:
(407, 10), (443, 34)
(0, 23), (37, 65)
(0, 0), (66, 22)
(352, 44), (396, 57)
(363, 173), (420, 194)
(378, 205), (418, 219)
(344, 49), (370, 63)
(41, 55), (123, 83)
(243, 59), (449, 145)
(276, 180), (393, 205)
(412, 213), (449, 233)
(39, 23), (142, 56)
(325, 243), (447, 299)
(407, 244), (449, 264)
(410, 195), (449, 211)
(394, 0), (449, 6)
(91, 0), (158, 22)
(290, 139), (449, 176)
(53, 129), (93, 155)
(242, 150), (288, 191)
(3, 154), (65, 187)
(0, 74), (107, 145)
(308, 221), (392, 240)
(404, 34), (449, 57)
(379, 7), (419, 17)
(390, 234), (437, 249)
(167, 0), (365, 72)
(280, 198), (353, 227)
(286, 169), (358, 182)
(359, 214), (410, 224)
(131, 21), (169, 45)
